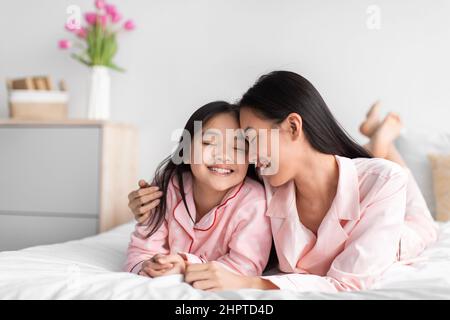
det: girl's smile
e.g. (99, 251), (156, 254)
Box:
(206, 164), (235, 176)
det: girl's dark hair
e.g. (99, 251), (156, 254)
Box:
(239, 71), (372, 159)
(144, 101), (259, 238)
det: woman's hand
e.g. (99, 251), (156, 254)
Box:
(184, 262), (279, 291)
(139, 254), (186, 277)
(184, 262), (252, 291)
(128, 179), (163, 223)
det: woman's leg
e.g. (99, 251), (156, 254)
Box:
(359, 101), (406, 166)
(360, 103), (438, 260)
(384, 144), (407, 168)
(362, 110), (404, 163)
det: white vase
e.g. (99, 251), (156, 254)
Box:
(87, 66), (111, 120)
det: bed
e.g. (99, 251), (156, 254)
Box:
(1, 220), (450, 300)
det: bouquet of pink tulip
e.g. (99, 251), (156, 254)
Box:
(59, 0), (135, 72)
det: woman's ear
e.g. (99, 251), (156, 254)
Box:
(281, 113), (303, 140)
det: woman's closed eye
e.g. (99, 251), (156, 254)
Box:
(234, 146), (247, 153)
(234, 138), (249, 153)
(244, 131), (257, 145)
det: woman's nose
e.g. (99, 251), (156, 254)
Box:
(248, 147), (258, 165)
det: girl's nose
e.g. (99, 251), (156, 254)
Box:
(214, 152), (233, 164)
(212, 142), (235, 164)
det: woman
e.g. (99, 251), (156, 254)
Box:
(129, 71), (438, 292)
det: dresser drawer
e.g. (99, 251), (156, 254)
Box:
(0, 126), (100, 216)
(0, 213), (98, 251)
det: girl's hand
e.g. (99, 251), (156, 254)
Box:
(128, 179), (163, 224)
(139, 254), (186, 278)
(154, 254), (186, 275)
(139, 254), (174, 278)
(184, 261), (253, 291)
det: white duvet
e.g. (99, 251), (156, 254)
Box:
(1, 221), (450, 299)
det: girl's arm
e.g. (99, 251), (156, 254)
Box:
(124, 219), (170, 274)
(125, 178), (177, 274)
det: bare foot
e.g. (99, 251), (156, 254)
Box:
(368, 113), (403, 158)
(359, 101), (381, 138)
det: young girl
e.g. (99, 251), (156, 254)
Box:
(124, 101), (272, 278)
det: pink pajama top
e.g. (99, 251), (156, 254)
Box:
(263, 155), (438, 292)
(124, 173), (272, 276)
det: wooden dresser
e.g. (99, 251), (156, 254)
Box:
(0, 119), (139, 251)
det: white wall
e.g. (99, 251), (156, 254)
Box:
(1, 0), (450, 180)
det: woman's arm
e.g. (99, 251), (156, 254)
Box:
(247, 277), (280, 290)
(128, 179), (163, 224)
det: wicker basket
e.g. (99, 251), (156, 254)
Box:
(8, 90), (68, 121)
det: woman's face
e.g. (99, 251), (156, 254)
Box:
(239, 107), (302, 187)
(190, 112), (249, 192)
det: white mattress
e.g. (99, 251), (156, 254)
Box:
(1, 221), (450, 299)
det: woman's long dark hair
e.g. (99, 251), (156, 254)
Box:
(144, 101), (259, 238)
(239, 71), (372, 159)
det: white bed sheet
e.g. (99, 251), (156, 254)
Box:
(1, 221), (450, 299)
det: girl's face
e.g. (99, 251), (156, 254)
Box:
(239, 107), (302, 187)
(190, 112), (249, 192)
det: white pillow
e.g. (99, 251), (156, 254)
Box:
(394, 130), (450, 217)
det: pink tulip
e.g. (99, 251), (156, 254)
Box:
(110, 11), (122, 23)
(85, 12), (97, 25)
(105, 4), (117, 16)
(123, 19), (135, 31)
(95, 0), (106, 10)
(58, 39), (72, 49)
(76, 27), (88, 39)
(98, 15), (108, 27)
